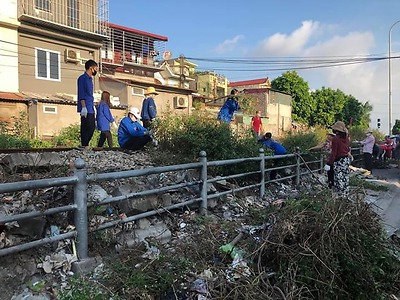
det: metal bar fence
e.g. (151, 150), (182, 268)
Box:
(0, 149), (333, 259)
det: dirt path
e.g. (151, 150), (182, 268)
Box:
(364, 166), (400, 235)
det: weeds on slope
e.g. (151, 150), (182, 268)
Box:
(59, 188), (400, 300)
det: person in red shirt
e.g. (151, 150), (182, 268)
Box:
(251, 111), (263, 137)
(325, 121), (350, 197)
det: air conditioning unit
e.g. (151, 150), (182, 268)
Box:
(174, 96), (189, 108)
(64, 49), (80, 63)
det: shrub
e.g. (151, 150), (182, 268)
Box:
(154, 112), (260, 163)
(29, 139), (54, 148)
(281, 130), (320, 153)
(11, 111), (32, 139)
(0, 134), (31, 149)
(52, 124), (117, 148)
(350, 125), (385, 142)
(52, 124), (81, 147)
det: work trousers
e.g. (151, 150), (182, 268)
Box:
(121, 135), (151, 151)
(80, 113), (95, 147)
(98, 130), (113, 148)
(363, 152), (373, 172)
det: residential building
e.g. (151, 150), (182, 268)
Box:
(0, 0), (19, 92)
(99, 23), (195, 116)
(206, 87), (292, 136)
(0, 0), (120, 139)
(195, 72), (229, 100)
(242, 88), (292, 136)
(0, 0), (195, 139)
(156, 56), (197, 89)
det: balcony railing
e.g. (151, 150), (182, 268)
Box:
(18, 0), (109, 36)
(101, 24), (167, 70)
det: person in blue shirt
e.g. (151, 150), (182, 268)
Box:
(261, 132), (288, 180)
(96, 91), (115, 148)
(118, 107), (154, 150)
(77, 59), (98, 148)
(262, 132), (288, 155)
(141, 86), (158, 129)
(217, 89), (241, 124)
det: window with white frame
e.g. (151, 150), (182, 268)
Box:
(43, 105), (57, 114)
(35, 0), (50, 12)
(35, 48), (60, 81)
(132, 87), (144, 96)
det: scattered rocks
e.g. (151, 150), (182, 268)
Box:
(1, 149), (393, 299)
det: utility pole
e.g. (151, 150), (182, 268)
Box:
(389, 20), (400, 134)
(179, 55), (185, 88)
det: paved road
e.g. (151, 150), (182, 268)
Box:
(365, 166), (400, 235)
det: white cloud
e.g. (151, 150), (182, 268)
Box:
(249, 21), (399, 132)
(213, 35), (245, 54)
(300, 31), (393, 130)
(253, 20), (319, 55)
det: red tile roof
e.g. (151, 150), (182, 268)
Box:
(228, 78), (269, 87)
(0, 92), (25, 101)
(108, 23), (168, 41)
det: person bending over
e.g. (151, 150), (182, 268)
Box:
(118, 107), (153, 151)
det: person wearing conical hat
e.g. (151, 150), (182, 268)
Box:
(141, 86), (158, 129)
(308, 131), (336, 188)
(326, 121), (350, 197)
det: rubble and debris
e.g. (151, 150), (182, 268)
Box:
(0, 149), (399, 299)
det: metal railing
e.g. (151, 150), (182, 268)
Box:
(0, 148), (348, 259)
(18, 0), (109, 35)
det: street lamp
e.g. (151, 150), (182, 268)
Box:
(389, 20), (400, 135)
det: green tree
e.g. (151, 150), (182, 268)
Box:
(359, 101), (373, 129)
(310, 87), (346, 127)
(338, 95), (367, 127)
(271, 71), (315, 124)
(392, 119), (400, 135)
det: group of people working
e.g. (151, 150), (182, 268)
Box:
(77, 67), (372, 198)
(309, 122), (380, 196)
(373, 135), (400, 162)
(77, 59), (158, 151)
(218, 88), (387, 196)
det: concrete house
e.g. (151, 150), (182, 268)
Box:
(0, 0), (113, 138)
(242, 88), (292, 136)
(0, 0), (196, 139)
(229, 78), (292, 135)
(99, 24), (195, 118)
(195, 71), (229, 100)
(206, 78), (292, 136)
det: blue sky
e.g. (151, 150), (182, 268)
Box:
(109, 0), (400, 133)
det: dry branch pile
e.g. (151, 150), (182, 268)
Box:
(92, 190), (400, 300)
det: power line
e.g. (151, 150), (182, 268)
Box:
(2, 38), (399, 71)
(2, 38), (400, 87)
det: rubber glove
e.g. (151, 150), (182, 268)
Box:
(324, 164), (331, 171)
(80, 107), (88, 118)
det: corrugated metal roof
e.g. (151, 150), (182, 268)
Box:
(228, 78), (269, 87)
(0, 91), (126, 109)
(108, 22), (168, 41)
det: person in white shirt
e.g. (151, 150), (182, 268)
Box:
(359, 129), (375, 176)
